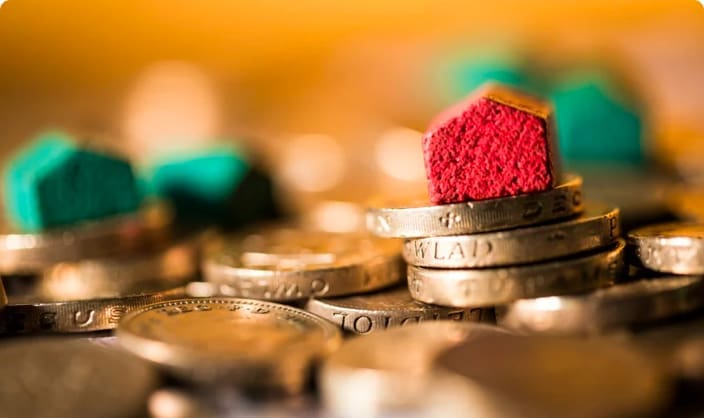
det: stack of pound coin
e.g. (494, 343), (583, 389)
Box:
(367, 174), (626, 308)
(0, 202), (203, 334)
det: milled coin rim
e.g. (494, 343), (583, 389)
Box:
(202, 233), (405, 301)
(408, 239), (625, 307)
(0, 287), (186, 334)
(498, 275), (704, 334)
(366, 173), (583, 238)
(305, 286), (490, 334)
(116, 298), (343, 373)
(402, 204), (619, 268)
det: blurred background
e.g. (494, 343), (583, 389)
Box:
(1, 0), (703, 225)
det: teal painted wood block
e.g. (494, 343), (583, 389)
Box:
(3, 132), (141, 231)
(441, 49), (541, 102)
(144, 145), (281, 228)
(550, 72), (645, 166)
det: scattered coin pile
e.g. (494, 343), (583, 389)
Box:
(6, 81), (704, 418)
(0, 202), (197, 334)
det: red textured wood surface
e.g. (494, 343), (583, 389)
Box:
(423, 86), (556, 204)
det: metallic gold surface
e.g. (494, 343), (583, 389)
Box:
(408, 240), (625, 307)
(117, 298), (342, 393)
(403, 204), (619, 268)
(0, 287), (185, 334)
(0, 201), (173, 274)
(0, 338), (157, 418)
(499, 276), (704, 335)
(37, 239), (197, 300)
(202, 228), (403, 301)
(306, 285), (493, 334)
(320, 321), (509, 417)
(629, 222), (704, 274)
(366, 174), (583, 238)
(429, 334), (670, 418)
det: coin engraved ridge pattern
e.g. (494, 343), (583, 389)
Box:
(403, 205), (619, 268)
(366, 174), (583, 238)
(407, 240), (625, 307)
(0, 288), (185, 334)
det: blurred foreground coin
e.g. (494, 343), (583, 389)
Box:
(203, 228), (403, 301)
(403, 204), (619, 268)
(117, 298), (342, 394)
(0, 338), (157, 418)
(499, 276), (704, 335)
(37, 238), (197, 300)
(629, 222), (704, 274)
(306, 285), (493, 334)
(320, 321), (509, 417)
(367, 174), (583, 238)
(408, 240), (625, 307)
(428, 334), (670, 418)
(0, 201), (172, 274)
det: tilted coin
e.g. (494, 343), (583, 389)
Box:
(499, 276), (704, 335)
(0, 338), (157, 418)
(404, 204), (619, 268)
(305, 285), (494, 335)
(0, 287), (185, 334)
(117, 298), (342, 393)
(37, 239), (197, 300)
(366, 174), (583, 238)
(202, 228), (403, 301)
(0, 200), (173, 274)
(408, 240), (625, 307)
(629, 222), (704, 274)
(428, 334), (670, 418)
(320, 321), (509, 417)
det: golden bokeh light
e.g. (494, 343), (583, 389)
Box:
(122, 61), (220, 163)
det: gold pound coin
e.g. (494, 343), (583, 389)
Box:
(403, 204), (619, 268)
(499, 275), (704, 335)
(203, 228), (403, 301)
(408, 240), (625, 307)
(0, 286), (186, 334)
(629, 222), (704, 274)
(0, 200), (173, 274)
(38, 238), (197, 300)
(367, 174), (583, 238)
(117, 298), (342, 394)
(306, 285), (494, 335)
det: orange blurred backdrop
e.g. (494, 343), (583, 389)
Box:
(0, 0), (703, 205)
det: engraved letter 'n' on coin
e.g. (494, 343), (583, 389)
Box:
(74, 309), (96, 327)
